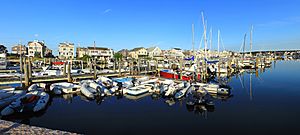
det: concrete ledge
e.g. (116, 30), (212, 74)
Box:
(0, 120), (79, 135)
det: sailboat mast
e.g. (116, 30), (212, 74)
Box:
(218, 30), (220, 56)
(192, 23), (195, 56)
(243, 34), (247, 59)
(201, 12), (207, 59)
(209, 28), (212, 52)
(250, 25), (254, 56)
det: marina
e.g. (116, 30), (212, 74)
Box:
(0, 60), (299, 134)
(1, 0), (300, 134)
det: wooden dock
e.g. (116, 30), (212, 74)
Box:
(0, 71), (156, 85)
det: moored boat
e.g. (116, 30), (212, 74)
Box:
(1, 90), (50, 116)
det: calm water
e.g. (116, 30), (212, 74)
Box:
(1, 61), (300, 135)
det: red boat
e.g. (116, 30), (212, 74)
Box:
(52, 61), (65, 66)
(159, 69), (200, 81)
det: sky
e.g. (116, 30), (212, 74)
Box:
(0, 0), (300, 55)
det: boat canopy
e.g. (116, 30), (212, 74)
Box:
(205, 58), (219, 64)
(184, 56), (195, 61)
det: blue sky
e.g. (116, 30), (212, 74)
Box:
(0, 0), (300, 55)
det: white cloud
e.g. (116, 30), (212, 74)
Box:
(102, 9), (112, 14)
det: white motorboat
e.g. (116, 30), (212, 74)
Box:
(193, 82), (230, 95)
(174, 82), (191, 99)
(1, 90), (49, 116)
(96, 76), (114, 88)
(80, 81), (104, 99)
(123, 84), (151, 96)
(50, 82), (81, 94)
(0, 90), (26, 109)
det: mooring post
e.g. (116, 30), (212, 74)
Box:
(68, 62), (72, 82)
(180, 59), (183, 80)
(138, 59), (141, 75)
(28, 57), (32, 79)
(147, 60), (150, 74)
(24, 58), (29, 87)
(20, 57), (23, 73)
(113, 59), (116, 73)
(255, 57), (259, 68)
(93, 59), (97, 79)
(63, 62), (66, 76)
(89, 58), (92, 74)
(118, 59), (121, 76)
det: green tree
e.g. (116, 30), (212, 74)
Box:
(34, 52), (41, 58)
(0, 45), (7, 53)
(80, 54), (91, 61)
(113, 53), (123, 61)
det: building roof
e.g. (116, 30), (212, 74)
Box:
(28, 41), (45, 46)
(59, 42), (74, 47)
(130, 47), (145, 52)
(173, 47), (181, 50)
(87, 47), (110, 50)
(147, 46), (159, 52)
(118, 49), (129, 52)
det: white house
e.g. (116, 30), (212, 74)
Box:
(28, 40), (46, 58)
(147, 46), (162, 58)
(129, 47), (148, 59)
(59, 42), (75, 59)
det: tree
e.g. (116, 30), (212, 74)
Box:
(113, 53), (123, 61)
(0, 45), (7, 53)
(34, 52), (41, 58)
(80, 54), (91, 61)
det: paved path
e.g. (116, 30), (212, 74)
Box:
(0, 120), (79, 135)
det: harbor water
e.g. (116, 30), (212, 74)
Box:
(1, 61), (300, 135)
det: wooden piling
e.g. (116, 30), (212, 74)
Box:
(28, 57), (32, 78)
(118, 59), (121, 76)
(63, 62), (66, 76)
(24, 58), (29, 87)
(93, 59), (97, 79)
(67, 62), (72, 83)
(20, 57), (23, 73)
(113, 59), (116, 73)
(137, 59), (141, 75)
(255, 57), (259, 68)
(180, 59), (183, 80)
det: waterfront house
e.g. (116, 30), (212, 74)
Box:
(87, 47), (113, 61)
(0, 44), (7, 69)
(28, 40), (46, 58)
(76, 47), (89, 58)
(45, 47), (53, 57)
(59, 42), (75, 59)
(164, 48), (185, 59)
(129, 47), (147, 59)
(147, 46), (162, 59)
(11, 44), (27, 55)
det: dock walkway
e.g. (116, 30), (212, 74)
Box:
(0, 120), (79, 134)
